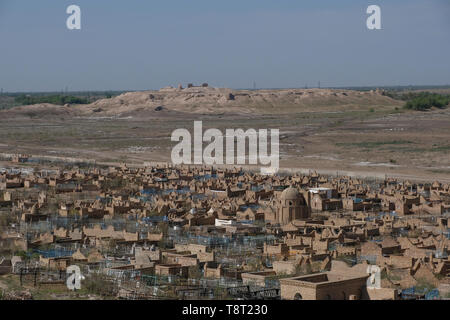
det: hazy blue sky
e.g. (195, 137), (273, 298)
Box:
(0, 0), (449, 92)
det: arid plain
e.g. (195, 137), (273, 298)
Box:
(1, 87), (449, 182)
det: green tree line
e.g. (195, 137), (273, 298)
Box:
(14, 94), (89, 106)
(383, 91), (450, 111)
(403, 92), (450, 111)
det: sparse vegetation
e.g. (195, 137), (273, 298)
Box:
(415, 278), (436, 294)
(83, 274), (116, 297)
(0, 211), (14, 227)
(188, 266), (203, 279)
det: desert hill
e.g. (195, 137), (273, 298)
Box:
(1, 86), (402, 119)
(1, 103), (77, 118)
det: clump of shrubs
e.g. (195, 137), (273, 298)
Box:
(403, 92), (450, 111)
(83, 274), (116, 296)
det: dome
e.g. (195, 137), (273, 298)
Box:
(280, 187), (300, 201)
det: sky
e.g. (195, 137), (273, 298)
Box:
(0, 0), (449, 92)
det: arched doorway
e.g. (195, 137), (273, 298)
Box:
(294, 293), (303, 300)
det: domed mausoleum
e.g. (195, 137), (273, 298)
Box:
(276, 187), (310, 225)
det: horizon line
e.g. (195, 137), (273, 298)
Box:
(2, 84), (450, 94)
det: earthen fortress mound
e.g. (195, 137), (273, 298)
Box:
(84, 86), (401, 116)
(1, 86), (402, 119)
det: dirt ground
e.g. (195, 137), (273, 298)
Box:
(0, 274), (104, 300)
(0, 99), (449, 183)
